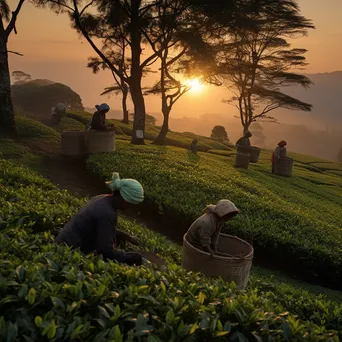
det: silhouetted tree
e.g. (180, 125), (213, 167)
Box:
(87, 36), (130, 124)
(145, 0), (226, 145)
(216, 0), (315, 131)
(143, 0), (193, 145)
(0, 0), (26, 136)
(12, 70), (31, 84)
(211, 125), (228, 142)
(37, 0), (171, 144)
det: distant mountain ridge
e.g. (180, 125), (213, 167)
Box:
(275, 70), (342, 126)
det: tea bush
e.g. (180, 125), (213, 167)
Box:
(16, 116), (60, 143)
(87, 142), (342, 288)
(0, 159), (84, 233)
(0, 227), (339, 341)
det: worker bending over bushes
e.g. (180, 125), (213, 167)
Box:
(55, 173), (144, 266)
(236, 130), (252, 152)
(186, 200), (239, 254)
(90, 103), (115, 131)
(272, 140), (288, 173)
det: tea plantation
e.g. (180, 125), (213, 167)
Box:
(87, 141), (342, 289)
(1, 158), (342, 340)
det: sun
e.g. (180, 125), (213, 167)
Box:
(185, 78), (204, 93)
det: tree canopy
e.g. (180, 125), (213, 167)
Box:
(211, 125), (228, 142)
(215, 0), (315, 130)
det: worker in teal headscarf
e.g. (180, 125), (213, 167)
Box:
(55, 173), (145, 266)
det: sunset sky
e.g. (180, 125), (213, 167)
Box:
(7, 0), (342, 118)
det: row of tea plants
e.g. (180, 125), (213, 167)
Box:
(87, 142), (342, 288)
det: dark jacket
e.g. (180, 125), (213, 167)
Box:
(186, 212), (223, 252)
(55, 195), (138, 263)
(91, 111), (106, 130)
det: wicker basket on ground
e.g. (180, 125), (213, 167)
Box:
(86, 130), (116, 154)
(250, 147), (261, 163)
(182, 233), (254, 289)
(275, 157), (293, 177)
(60, 131), (86, 157)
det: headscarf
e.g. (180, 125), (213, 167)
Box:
(106, 172), (144, 204)
(95, 103), (110, 112)
(56, 103), (66, 112)
(204, 199), (239, 218)
(278, 140), (287, 147)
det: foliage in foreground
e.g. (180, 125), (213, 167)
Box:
(0, 159), (83, 233)
(0, 227), (339, 342)
(0, 157), (342, 340)
(87, 142), (342, 289)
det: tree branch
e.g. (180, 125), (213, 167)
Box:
(71, 0), (127, 82)
(5, 0), (25, 37)
(7, 50), (23, 56)
(80, 0), (95, 17)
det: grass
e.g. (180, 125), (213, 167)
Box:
(88, 141), (342, 289)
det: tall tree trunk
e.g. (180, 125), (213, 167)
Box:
(122, 82), (129, 124)
(0, 27), (16, 137)
(130, 77), (145, 144)
(153, 58), (169, 145)
(153, 109), (170, 145)
(129, 0), (145, 145)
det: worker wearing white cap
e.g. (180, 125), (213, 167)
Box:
(186, 199), (239, 254)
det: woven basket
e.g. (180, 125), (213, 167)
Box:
(60, 131), (86, 157)
(234, 151), (250, 169)
(86, 130), (115, 154)
(182, 234), (253, 289)
(250, 147), (261, 163)
(275, 157), (293, 177)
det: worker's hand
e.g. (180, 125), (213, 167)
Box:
(203, 245), (214, 255)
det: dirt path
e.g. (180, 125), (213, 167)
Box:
(39, 154), (183, 244)
(40, 155), (107, 198)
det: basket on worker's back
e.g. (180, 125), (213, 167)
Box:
(86, 130), (115, 154)
(182, 233), (253, 290)
(60, 131), (86, 157)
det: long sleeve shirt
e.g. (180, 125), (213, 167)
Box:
(91, 111), (106, 130)
(55, 195), (122, 260)
(274, 146), (287, 159)
(186, 213), (223, 252)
